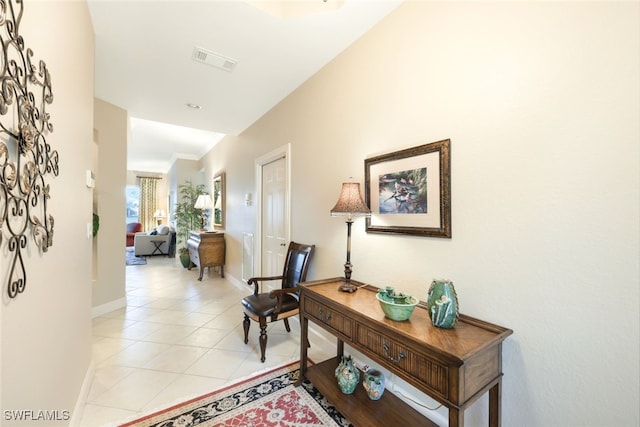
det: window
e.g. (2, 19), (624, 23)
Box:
(126, 185), (140, 223)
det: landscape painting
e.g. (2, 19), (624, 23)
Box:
(377, 168), (427, 214)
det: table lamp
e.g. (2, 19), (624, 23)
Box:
(194, 194), (213, 230)
(153, 209), (166, 225)
(330, 181), (371, 292)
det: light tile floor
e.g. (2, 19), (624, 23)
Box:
(79, 254), (332, 426)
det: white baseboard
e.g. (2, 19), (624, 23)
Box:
(91, 297), (126, 318)
(225, 272), (249, 292)
(69, 361), (95, 427)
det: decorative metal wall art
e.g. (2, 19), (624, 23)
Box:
(0, 0), (58, 299)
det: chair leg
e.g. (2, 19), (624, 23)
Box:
(283, 318), (291, 333)
(243, 314), (250, 344)
(259, 318), (268, 363)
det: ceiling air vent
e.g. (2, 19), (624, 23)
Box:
(192, 46), (237, 72)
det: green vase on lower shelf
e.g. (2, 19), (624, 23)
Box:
(363, 369), (385, 400)
(335, 355), (359, 395)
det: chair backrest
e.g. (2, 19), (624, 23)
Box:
(281, 242), (315, 290)
(127, 222), (143, 233)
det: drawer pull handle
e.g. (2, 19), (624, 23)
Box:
(383, 341), (406, 364)
(318, 307), (332, 323)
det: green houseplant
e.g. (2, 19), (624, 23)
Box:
(92, 213), (100, 237)
(173, 180), (205, 267)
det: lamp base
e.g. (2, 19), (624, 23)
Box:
(338, 282), (358, 293)
(338, 261), (357, 292)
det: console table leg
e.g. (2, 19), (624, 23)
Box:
(489, 380), (502, 427)
(449, 407), (463, 427)
(297, 315), (309, 386)
(337, 339), (344, 358)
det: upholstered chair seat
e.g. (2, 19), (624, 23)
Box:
(241, 293), (299, 320)
(241, 241), (315, 362)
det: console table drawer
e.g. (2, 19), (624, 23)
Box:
(304, 298), (354, 339)
(356, 324), (449, 399)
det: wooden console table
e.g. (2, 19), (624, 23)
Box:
(298, 277), (512, 427)
(187, 231), (225, 280)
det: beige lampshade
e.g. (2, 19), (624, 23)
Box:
(153, 209), (166, 218)
(194, 194), (213, 209)
(330, 182), (371, 219)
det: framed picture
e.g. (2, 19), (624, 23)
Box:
(213, 172), (225, 230)
(364, 139), (451, 238)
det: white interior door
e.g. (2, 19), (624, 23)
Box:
(255, 144), (290, 284)
(261, 157), (287, 282)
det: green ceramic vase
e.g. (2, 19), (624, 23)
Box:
(362, 369), (385, 400)
(426, 279), (459, 329)
(335, 355), (359, 394)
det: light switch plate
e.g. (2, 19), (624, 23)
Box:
(86, 170), (95, 188)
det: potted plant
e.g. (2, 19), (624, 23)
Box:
(173, 180), (205, 268)
(92, 213), (100, 237)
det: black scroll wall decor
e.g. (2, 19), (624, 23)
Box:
(0, 1), (58, 299)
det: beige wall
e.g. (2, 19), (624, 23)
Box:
(93, 99), (128, 313)
(201, 2), (639, 426)
(0, 2), (95, 425)
(200, 134), (253, 274)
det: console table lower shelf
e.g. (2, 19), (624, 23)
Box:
(305, 357), (438, 427)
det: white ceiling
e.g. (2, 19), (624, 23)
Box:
(87, 0), (402, 173)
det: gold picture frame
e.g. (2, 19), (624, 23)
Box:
(213, 172), (225, 230)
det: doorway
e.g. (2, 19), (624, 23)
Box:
(255, 144), (291, 280)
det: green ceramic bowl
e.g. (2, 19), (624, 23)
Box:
(375, 292), (419, 321)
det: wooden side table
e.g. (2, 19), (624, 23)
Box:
(298, 277), (513, 427)
(187, 231), (225, 280)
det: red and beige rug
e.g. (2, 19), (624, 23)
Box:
(120, 361), (353, 427)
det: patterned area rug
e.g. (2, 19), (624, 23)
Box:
(126, 248), (147, 266)
(120, 361), (352, 427)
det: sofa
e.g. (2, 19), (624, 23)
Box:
(134, 224), (176, 257)
(126, 222), (143, 246)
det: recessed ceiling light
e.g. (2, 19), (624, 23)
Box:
(186, 103), (202, 110)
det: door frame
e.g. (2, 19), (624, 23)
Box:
(254, 143), (291, 277)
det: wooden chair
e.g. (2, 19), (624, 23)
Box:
(241, 241), (315, 362)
